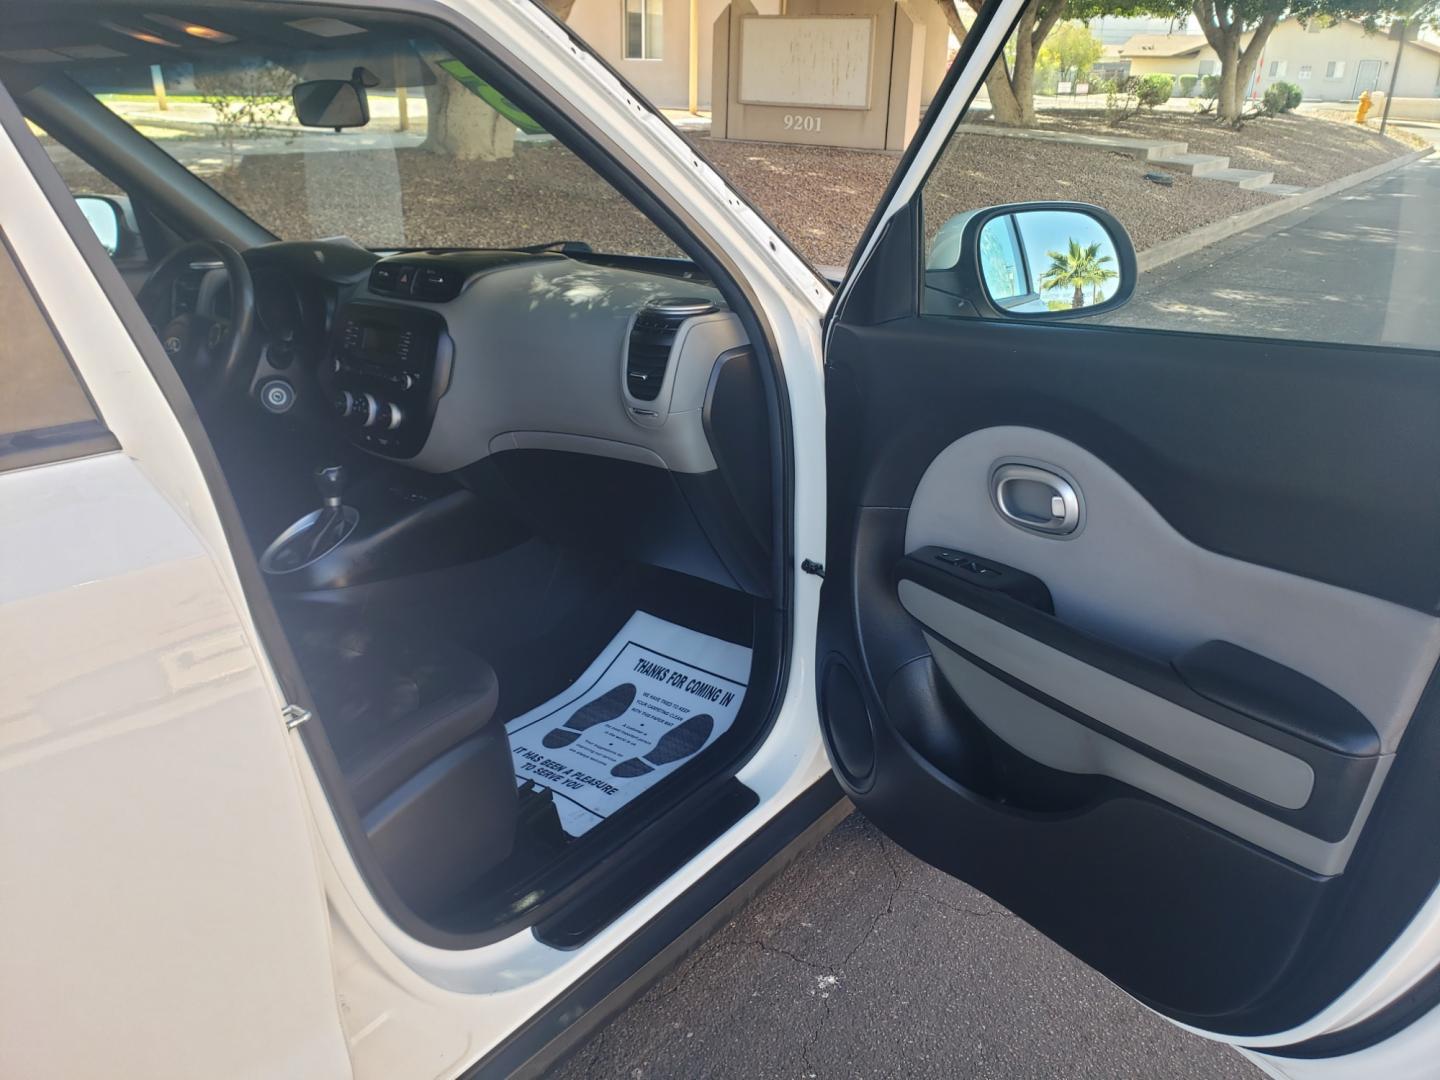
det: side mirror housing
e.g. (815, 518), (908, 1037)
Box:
(924, 202), (1137, 321)
(292, 68), (372, 130)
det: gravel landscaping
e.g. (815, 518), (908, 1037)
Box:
(1036, 110), (1424, 188)
(40, 109), (1419, 272)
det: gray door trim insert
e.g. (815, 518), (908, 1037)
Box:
(905, 426), (1440, 752)
(900, 581), (1316, 809)
(920, 632), (1391, 876)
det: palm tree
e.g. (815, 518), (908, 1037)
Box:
(1038, 238), (1117, 310)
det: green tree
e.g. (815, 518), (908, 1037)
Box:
(1039, 238), (1117, 309)
(935, 0), (1174, 126)
(1184, 0), (1439, 125)
(1041, 21), (1106, 83)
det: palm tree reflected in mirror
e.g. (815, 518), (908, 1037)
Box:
(1039, 237), (1118, 310)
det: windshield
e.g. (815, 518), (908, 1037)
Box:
(63, 30), (681, 257)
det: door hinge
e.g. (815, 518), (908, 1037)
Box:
(801, 558), (826, 579)
(281, 704), (312, 730)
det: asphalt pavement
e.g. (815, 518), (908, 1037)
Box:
(1103, 151), (1439, 349)
(549, 813), (1261, 1080)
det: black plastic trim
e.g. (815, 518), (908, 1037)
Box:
(900, 549), (1380, 844)
(533, 778), (760, 949)
(0, 418), (118, 473)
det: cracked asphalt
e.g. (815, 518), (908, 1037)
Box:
(549, 813), (1263, 1080)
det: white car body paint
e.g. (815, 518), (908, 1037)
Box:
(3, 0), (1440, 1073)
(0, 152), (353, 1077)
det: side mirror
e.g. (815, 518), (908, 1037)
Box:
(924, 202), (1136, 320)
(292, 68), (373, 130)
(75, 195), (122, 256)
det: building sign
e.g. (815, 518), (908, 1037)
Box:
(737, 15), (875, 110)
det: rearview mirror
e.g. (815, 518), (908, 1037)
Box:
(75, 195), (122, 256)
(292, 69), (372, 130)
(924, 202), (1136, 321)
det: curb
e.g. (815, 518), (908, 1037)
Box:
(1137, 146), (1434, 272)
(119, 115), (304, 138)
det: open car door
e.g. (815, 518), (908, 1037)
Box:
(817, 0), (1440, 1073)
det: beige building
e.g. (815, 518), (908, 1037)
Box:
(566, 0), (952, 111)
(1106, 33), (1214, 80)
(1108, 19), (1440, 101)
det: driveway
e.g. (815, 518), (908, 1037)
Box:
(1103, 153), (1439, 350)
(549, 813), (1261, 1080)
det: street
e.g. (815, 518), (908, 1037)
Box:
(1104, 150), (1439, 349)
(550, 813), (1261, 1080)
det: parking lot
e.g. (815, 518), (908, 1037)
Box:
(551, 813), (1262, 1080)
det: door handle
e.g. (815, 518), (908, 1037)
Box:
(990, 463), (1082, 537)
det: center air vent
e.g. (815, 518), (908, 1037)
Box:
(625, 297), (717, 402)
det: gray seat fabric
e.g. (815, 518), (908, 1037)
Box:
(341, 659), (501, 812)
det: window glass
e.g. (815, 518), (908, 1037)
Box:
(624, 0), (663, 60)
(917, 11), (1438, 351)
(977, 217), (1027, 302)
(57, 35), (681, 258)
(0, 236), (109, 470)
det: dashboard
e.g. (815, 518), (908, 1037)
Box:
(238, 242), (773, 597)
(247, 245), (748, 476)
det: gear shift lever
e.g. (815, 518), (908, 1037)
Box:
(303, 465), (349, 562)
(315, 464), (346, 509)
(258, 465), (358, 575)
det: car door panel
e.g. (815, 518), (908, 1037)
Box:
(820, 297), (1440, 1034)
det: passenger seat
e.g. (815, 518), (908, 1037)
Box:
(320, 637), (518, 915)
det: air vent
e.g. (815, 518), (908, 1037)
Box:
(625, 298), (717, 403)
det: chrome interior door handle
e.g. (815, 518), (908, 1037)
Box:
(990, 463), (1082, 537)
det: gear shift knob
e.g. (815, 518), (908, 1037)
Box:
(314, 465), (346, 509)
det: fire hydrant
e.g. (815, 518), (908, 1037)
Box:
(1356, 91), (1373, 124)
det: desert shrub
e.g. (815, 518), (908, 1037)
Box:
(1136, 73), (1174, 110)
(1263, 80), (1302, 115)
(1178, 73), (1198, 97)
(1105, 76), (1141, 126)
(1200, 74), (1222, 97)
(193, 61), (295, 159)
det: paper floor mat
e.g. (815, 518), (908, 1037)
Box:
(504, 611), (752, 837)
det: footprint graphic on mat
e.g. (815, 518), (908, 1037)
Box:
(542, 683), (637, 749)
(611, 713), (714, 778)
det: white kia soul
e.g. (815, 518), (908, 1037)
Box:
(2, 1), (1439, 1077)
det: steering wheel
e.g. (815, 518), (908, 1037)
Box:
(137, 239), (258, 409)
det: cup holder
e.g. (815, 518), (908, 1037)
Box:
(260, 507), (360, 575)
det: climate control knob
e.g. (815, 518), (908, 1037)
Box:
(366, 399), (403, 430)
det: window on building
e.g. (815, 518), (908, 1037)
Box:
(623, 0), (663, 61)
(1268, 60), (1287, 77)
(1299, 65), (1312, 80)
(1199, 59), (1218, 75)
(1326, 60), (1345, 79)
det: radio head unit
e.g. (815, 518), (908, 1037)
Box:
(329, 302), (451, 459)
